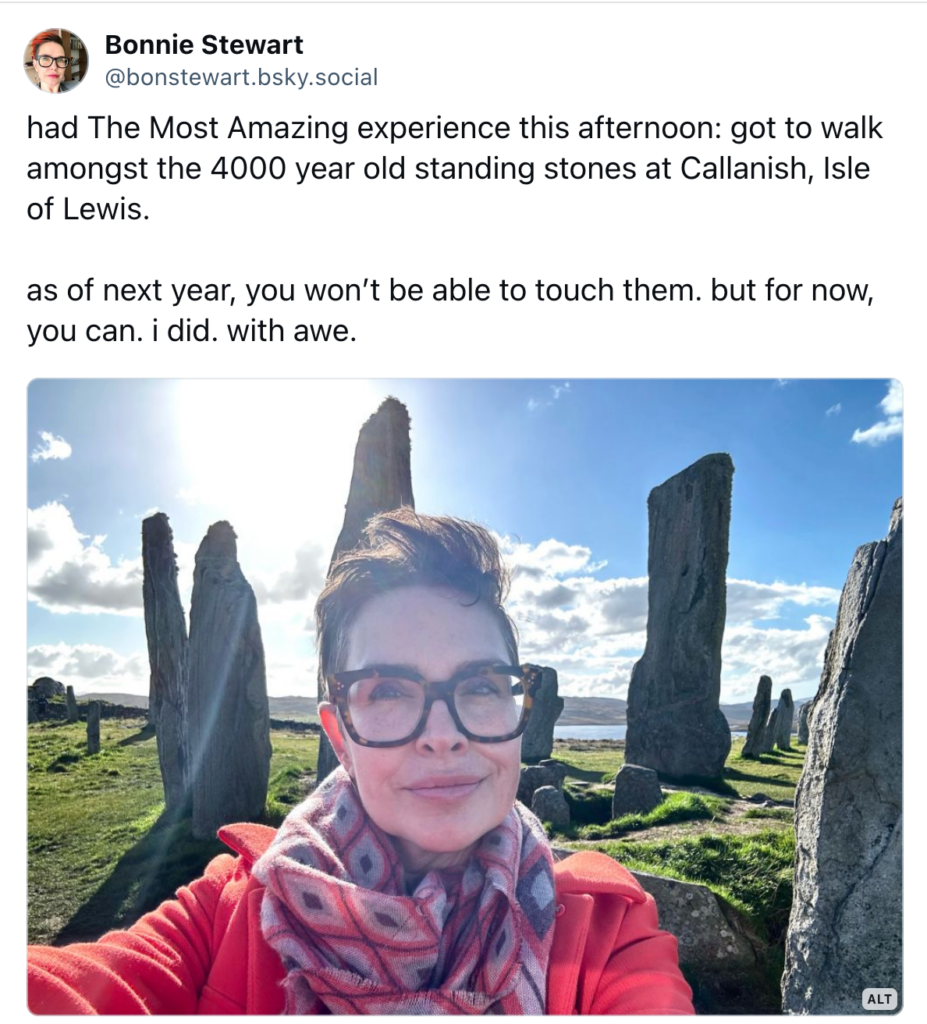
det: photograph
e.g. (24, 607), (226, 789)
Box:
(27, 378), (902, 1014)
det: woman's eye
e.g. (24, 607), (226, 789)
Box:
(459, 676), (505, 697)
(368, 678), (417, 700)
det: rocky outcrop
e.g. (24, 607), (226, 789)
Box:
(626, 454), (734, 777)
(521, 667), (564, 762)
(142, 512), (190, 812)
(318, 398), (415, 782)
(741, 676), (772, 758)
(612, 764), (663, 818)
(187, 522), (272, 839)
(782, 499), (903, 1014)
(86, 701), (101, 754)
(31, 677), (65, 699)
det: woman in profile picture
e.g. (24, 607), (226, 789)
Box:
(30, 31), (75, 93)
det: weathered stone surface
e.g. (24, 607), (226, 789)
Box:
(187, 522), (272, 839)
(521, 667), (564, 762)
(797, 702), (810, 745)
(612, 764), (664, 818)
(517, 763), (568, 806)
(782, 499), (903, 1014)
(531, 786), (570, 828)
(31, 677), (65, 699)
(774, 689), (794, 750)
(626, 454), (734, 777)
(142, 512), (190, 812)
(759, 706), (779, 754)
(65, 685), (79, 723)
(28, 700), (37, 723)
(318, 398), (415, 782)
(87, 701), (101, 754)
(741, 675), (772, 758)
(630, 870), (761, 976)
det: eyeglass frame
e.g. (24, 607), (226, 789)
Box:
(326, 662), (543, 748)
(35, 55), (71, 68)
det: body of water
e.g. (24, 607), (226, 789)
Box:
(553, 724), (748, 741)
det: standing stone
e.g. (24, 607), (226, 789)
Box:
(521, 667), (564, 762)
(741, 675), (772, 758)
(142, 512), (190, 812)
(612, 764), (664, 818)
(782, 499), (902, 1014)
(759, 706), (779, 754)
(318, 398), (415, 781)
(86, 701), (101, 754)
(65, 685), (79, 723)
(187, 522), (272, 839)
(774, 689), (794, 750)
(626, 453), (734, 777)
(797, 702), (811, 745)
(531, 786), (570, 829)
(518, 762), (568, 806)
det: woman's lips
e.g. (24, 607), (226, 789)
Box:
(405, 777), (484, 801)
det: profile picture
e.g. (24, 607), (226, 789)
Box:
(25, 28), (87, 94)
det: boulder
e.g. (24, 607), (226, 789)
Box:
(626, 454), (733, 777)
(531, 786), (570, 829)
(318, 398), (415, 782)
(86, 701), (101, 754)
(31, 677), (65, 699)
(142, 512), (190, 812)
(741, 675), (772, 758)
(187, 522), (272, 839)
(612, 764), (663, 818)
(782, 499), (903, 1014)
(517, 762), (568, 806)
(520, 667), (564, 762)
(65, 685), (79, 723)
(774, 689), (794, 751)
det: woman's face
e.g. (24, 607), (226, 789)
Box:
(34, 41), (67, 91)
(320, 585), (522, 874)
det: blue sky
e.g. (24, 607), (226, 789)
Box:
(27, 378), (902, 704)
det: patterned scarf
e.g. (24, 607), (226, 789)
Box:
(253, 767), (556, 1014)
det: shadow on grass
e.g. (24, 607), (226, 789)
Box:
(117, 722), (157, 747)
(655, 772), (740, 798)
(553, 761), (608, 783)
(54, 804), (224, 946)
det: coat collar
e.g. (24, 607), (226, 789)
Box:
(218, 822), (277, 864)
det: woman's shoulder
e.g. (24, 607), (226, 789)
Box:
(553, 851), (647, 903)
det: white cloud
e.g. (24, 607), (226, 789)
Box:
(27, 642), (147, 694)
(495, 532), (839, 701)
(852, 380), (903, 446)
(526, 381), (571, 412)
(30, 431), (72, 463)
(261, 543), (326, 604)
(28, 502), (144, 615)
(826, 403), (842, 417)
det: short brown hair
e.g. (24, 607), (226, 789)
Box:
(316, 508), (518, 691)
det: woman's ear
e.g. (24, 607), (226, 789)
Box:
(319, 701), (354, 775)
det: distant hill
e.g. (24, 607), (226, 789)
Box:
(73, 692), (811, 730)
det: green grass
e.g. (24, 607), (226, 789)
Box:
(575, 791), (731, 839)
(28, 719), (319, 944)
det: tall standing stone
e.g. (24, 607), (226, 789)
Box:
(86, 701), (101, 754)
(626, 453), (734, 777)
(142, 513), (190, 812)
(774, 689), (794, 750)
(187, 522), (272, 839)
(797, 701), (810, 745)
(318, 398), (415, 781)
(65, 685), (79, 724)
(759, 706), (779, 753)
(521, 667), (564, 762)
(782, 499), (902, 1014)
(741, 675), (772, 758)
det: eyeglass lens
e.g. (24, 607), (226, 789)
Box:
(347, 670), (525, 742)
(37, 56), (70, 67)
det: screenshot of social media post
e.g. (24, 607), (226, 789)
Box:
(9, 1), (916, 1018)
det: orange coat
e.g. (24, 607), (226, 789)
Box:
(28, 823), (694, 1015)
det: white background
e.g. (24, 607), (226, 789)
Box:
(4, 2), (919, 1018)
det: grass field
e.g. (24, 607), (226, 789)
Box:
(29, 716), (804, 1009)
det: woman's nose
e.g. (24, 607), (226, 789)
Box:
(415, 699), (468, 753)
